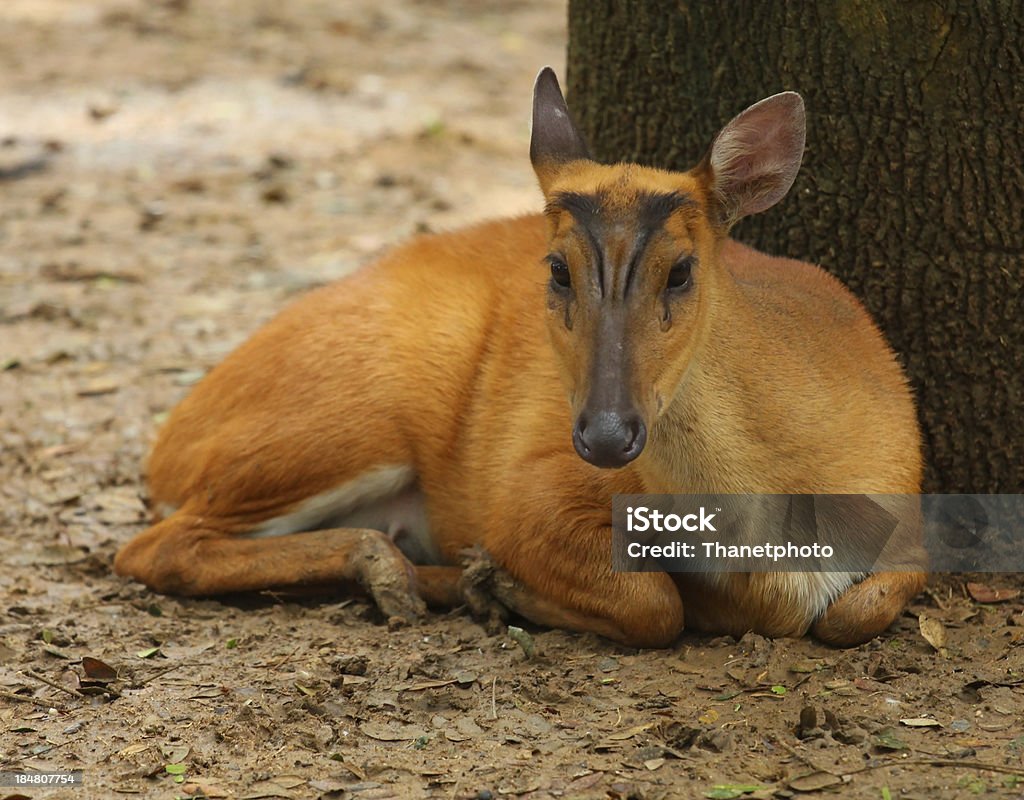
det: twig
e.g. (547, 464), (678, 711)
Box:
(335, 760), (365, 781)
(259, 589), (290, 605)
(20, 670), (82, 697)
(848, 758), (1024, 778)
(29, 734), (83, 757)
(924, 586), (951, 611)
(268, 644), (302, 671)
(779, 738), (1024, 783)
(775, 737), (830, 774)
(489, 676), (497, 720)
(0, 689), (60, 709)
(136, 660), (190, 688)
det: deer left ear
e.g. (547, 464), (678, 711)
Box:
(702, 92), (806, 228)
(530, 67), (591, 195)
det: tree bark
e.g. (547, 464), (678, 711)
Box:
(567, 0), (1023, 493)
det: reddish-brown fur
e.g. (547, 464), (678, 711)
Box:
(114, 70), (925, 647)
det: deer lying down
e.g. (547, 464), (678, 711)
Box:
(114, 68), (925, 648)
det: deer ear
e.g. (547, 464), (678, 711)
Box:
(703, 92), (805, 228)
(530, 67), (590, 195)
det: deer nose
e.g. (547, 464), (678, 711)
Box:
(573, 409), (647, 468)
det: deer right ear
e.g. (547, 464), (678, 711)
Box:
(530, 67), (590, 195)
(702, 92), (806, 229)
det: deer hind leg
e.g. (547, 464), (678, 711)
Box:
(811, 571), (926, 646)
(115, 460), (467, 620)
(113, 510), (428, 622)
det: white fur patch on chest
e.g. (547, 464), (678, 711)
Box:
(698, 569), (861, 623)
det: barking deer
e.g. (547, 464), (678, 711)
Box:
(114, 68), (926, 647)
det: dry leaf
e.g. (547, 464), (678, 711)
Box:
(672, 661), (704, 675)
(789, 771), (842, 792)
(359, 721), (428, 741)
(452, 715), (484, 738)
(309, 778), (348, 794)
(91, 488), (146, 524)
(161, 744), (190, 763)
(9, 545), (88, 567)
(606, 722), (655, 741)
(918, 614), (948, 656)
(454, 670), (477, 686)
(967, 582), (1021, 603)
(873, 729), (909, 750)
(81, 656), (118, 682)
(77, 378), (120, 397)
(564, 773), (604, 793)
(60, 669), (81, 692)
(159, 642), (214, 660)
(174, 370), (206, 386)
(41, 261), (142, 284)
(188, 687), (225, 699)
(900, 717), (942, 728)
(241, 782), (298, 800)
(399, 678), (456, 691)
(181, 781), (230, 798)
(268, 776), (305, 789)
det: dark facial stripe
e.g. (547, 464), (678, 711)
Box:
(546, 191), (603, 224)
(548, 191), (607, 295)
(547, 189), (693, 298)
(635, 190), (693, 231)
(624, 191), (694, 293)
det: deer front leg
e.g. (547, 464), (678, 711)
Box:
(459, 545), (683, 647)
(812, 571), (925, 646)
(479, 467), (685, 648)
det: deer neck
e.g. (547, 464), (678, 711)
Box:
(638, 270), (760, 494)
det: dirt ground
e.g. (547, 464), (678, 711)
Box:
(2, 2), (1023, 799)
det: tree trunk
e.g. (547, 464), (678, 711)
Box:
(567, 0), (1022, 493)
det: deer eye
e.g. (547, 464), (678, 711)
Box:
(548, 256), (571, 289)
(666, 257), (694, 291)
